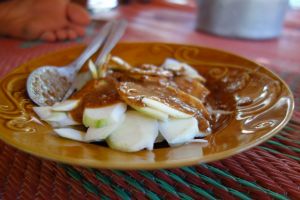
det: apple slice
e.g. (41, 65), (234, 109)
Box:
(162, 58), (206, 82)
(51, 100), (80, 111)
(159, 117), (199, 146)
(84, 115), (125, 142)
(107, 111), (158, 152)
(142, 98), (192, 119)
(54, 128), (85, 141)
(83, 103), (127, 128)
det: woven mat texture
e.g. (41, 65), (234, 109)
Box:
(0, 36), (300, 200)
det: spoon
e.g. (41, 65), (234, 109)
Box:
(26, 21), (114, 106)
(62, 19), (128, 100)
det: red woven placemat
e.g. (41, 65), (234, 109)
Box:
(0, 35), (300, 199)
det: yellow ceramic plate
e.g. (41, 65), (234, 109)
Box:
(0, 43), (294, 169)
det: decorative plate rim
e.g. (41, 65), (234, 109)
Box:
(0, 42), (294, 169)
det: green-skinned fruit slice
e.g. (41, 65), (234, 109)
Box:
(44, 112), (79, 127)
(54, 128), (85, 141)
(159, 117), (199, 146)
(107, 111), (158, 152)
(33, 106), (52, 119)
(142, 98), (192, 118)
(161, 58), (206, 82)
(131, 105), (168, 121)
(82, 103), (127, 128)
(84, 115), (125, 142)
(51, 100), (80, 111)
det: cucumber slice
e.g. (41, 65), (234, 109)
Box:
(51, 100), (80, 111)
(107, 111), (158, 152)
(54, 128), (85, 141)
(159, 117), (199, 146)
(142, 98), (192, 119)
(83, 103), (127, 128)
(84, 115), (125, 142)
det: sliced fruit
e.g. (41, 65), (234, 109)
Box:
(51, 100), (80, 111)
(159, 117), (199, 146)
(107, 111), (158, 152)
(84, 115), (125, 142)
(117, 81), (210, 132)
(44, 112), (69, 122)
(142, 97), (192, 118)
(83, 103), (127, 128)
(110, 56), (132, 70)
(44, 112), (79, 127)
(98, 54), (111, 78)
(162, 58), (206, 82)
(33, 106), (52, 119)
(88, 59), (98, 79)
(72, 71), (93, 92)
(132, 105), (168, 121)
(54, 128), (85, 141)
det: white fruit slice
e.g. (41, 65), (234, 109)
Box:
(107, 111), (158, 152)
(44, 112), (69, 122)
(110, 56), (132, 70)
(159, 117), (199, 146)
(88, 59), (98, 79)
(132, 105), (168, 121)
(162, 58), (206, 82)
(44, 112), (79, 127)
(54, 128), (85, 141)
(142, 98), (192, 119)
(84, 115), (125, 142)
(83, 103), (127, 128)
(33, 106), (52, 119)
(51, 100), (80, 111)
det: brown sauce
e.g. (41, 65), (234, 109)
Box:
(171, 76), (210, 102)
(70, 79), (120, 122)
(68, 64), (240, 134)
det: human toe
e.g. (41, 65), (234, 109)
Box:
(55, 29), (68, 40)
(67, 29), (78, 40)
(69, 24), (86, 37)
(67, 3), (91, 26)
(40, 31), (56, 42)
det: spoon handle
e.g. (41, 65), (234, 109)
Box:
(70, 21), (113, 73)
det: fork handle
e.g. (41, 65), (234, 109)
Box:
(70, 21), (113, 73)
(95, 20), (128, 65)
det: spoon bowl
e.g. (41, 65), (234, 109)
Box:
(26, 21), (114, 106)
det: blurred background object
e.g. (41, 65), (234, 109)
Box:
(196, 0), (290, 40)
(290, 0), (300, 8)
(87, 0), (118, 13)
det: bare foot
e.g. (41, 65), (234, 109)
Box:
(0, 0), (90, 41)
